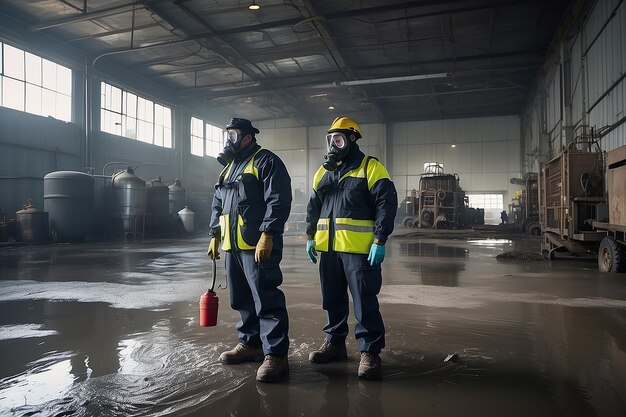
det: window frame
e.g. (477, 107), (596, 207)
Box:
(0, 41), (73, 122)
(100, 81), (172, 148)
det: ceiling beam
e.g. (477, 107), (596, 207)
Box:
(31, 0), (176, 31)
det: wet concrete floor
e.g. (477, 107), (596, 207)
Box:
(1, 233), (625, 416)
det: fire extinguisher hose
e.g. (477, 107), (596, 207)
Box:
(208, 258), (216, 292)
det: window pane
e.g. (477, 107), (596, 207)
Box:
(101, 109), (121, 136)
(110, 84), (121, 113)
(191, 136), (203, 156)
(4, 44), (24, 79)
(56, 64), (71, 96)
(164, 128), (172, 148)
(123, 116), (137, 139)
(163, 107), (171, 128)
(42, 59), (57, 90)
(125, 92), (137, 117)
(137, 120), (152, 142)
(191, 117), (202, 136)
(25, 53), (42, 86)
(41, 88), (55, 117)
(25, 83), (42, 115)
(56, 93), (71, 122)
(3, 77), (25, 111)
(154, 104), (163, 126)
(154, 125), (163, 147)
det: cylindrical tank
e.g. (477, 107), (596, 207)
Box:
(111, 167), (146, 234)
(168, 179), (186, 215)
(44, 171), (94, 241)
(93, 175), (111, 238)
(178, 206), (195, 233)
(146, 177), (169, 216)
(16, 200), (49, 242)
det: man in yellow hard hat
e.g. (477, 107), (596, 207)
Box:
(305, 116), (397, 380)
(207, 117), (292, 382)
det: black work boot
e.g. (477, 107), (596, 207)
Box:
(219, 343), (264, 364)
(256, 355), (289, 382)
(358, 352), (382, 380)
(308, 340), (348, 364)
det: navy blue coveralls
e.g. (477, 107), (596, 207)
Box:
(306, 144), (397, 353)
(209, 143), (292, 356)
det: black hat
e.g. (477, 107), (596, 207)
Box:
(226, 117), (259, 134)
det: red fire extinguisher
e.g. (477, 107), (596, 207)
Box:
(199, 259), (219, 327)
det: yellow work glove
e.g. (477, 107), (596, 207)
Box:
(255, 232), (273, 264)
(207, 237), (220, 260)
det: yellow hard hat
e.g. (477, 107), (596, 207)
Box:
(328, 116), (362, 139)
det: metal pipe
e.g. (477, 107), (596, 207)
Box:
(309, 72), (449, 88)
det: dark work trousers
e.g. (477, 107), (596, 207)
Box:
(224, 236), (289, 357)
(318, 250), (385, 353)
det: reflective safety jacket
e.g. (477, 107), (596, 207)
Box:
(306, 147), (397, 254)
(209, 144), (292, 251)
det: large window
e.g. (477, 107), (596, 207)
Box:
(190, 116), (223, 157)
(101, 81), (172, 148)
(467, 193), (504, 225)
(0, 42), (72, 122)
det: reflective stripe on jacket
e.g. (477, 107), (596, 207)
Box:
(307, 148), (397, 254)
(209, 144), (292, 251)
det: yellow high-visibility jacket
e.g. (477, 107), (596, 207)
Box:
(306, 148), (397, 254)
(209, 144), (292, 251)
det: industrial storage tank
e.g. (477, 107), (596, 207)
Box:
(146, 177), (170, 235)
(168, 179), (186, 215)
(16, 199), (49, 243)
(111, 167), (146, 237)
(146, 177), (169, 216)
(44, 171), (94, 241)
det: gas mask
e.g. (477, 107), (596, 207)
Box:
(323, 131), (351, 171)
(217, 129), (246, 166)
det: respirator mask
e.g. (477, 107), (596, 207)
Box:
(217, 129), (245, 166)
(323, 132), (350, 171)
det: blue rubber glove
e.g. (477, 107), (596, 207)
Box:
(306, 239), (318, 263)
(367, 243), (386, 266)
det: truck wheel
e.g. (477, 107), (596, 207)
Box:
(403, 217), (415, 228)
(526, 222), (541, 236)
(598, 236), (625, 272)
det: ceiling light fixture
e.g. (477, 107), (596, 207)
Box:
(328, 104), (335, 110)
(248, 1), (260, 10)
(451, 144), (456, 148)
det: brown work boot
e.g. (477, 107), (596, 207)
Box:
(219, 343), (264, 364)
(358, 352), (382, 380)
(256, 355), (289, 382)
(308, 340), (348, 364)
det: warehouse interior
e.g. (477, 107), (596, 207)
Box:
(1, 0), (625, 416)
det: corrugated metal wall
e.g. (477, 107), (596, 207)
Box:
(0, 108), (82, 216)
(522, 0), (626, 169)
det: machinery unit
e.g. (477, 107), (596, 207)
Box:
(510, 173), (540, 235)
(539, 142), (606, 259)
(592, 144), (626, 272)
(417, 165), (482, 229)
(398, 189), (419, 228)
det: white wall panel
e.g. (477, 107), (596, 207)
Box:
(389, 115), (521, 202)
